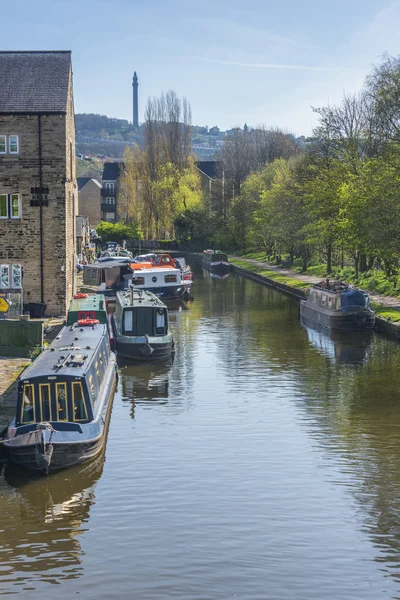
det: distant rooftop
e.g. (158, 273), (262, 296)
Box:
(102, 162), (121, 181)
(196, 160), (222, 179)
(77, 177), (101, 191)
(0, 51), (72, 114)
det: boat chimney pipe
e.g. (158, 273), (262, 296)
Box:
(130, 284), (134, 304)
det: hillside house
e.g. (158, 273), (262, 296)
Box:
(0, 51), (77, 316)
(77, 177), (101, 228)
(101, 162), (120, 222)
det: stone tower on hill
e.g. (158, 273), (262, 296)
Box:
(132, 71), (139, 129)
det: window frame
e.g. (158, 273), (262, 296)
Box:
(72, 381), (88, 422)
(8, 135), (19, 155)
(0, 194), (8, 218)
(10, 194), (21, 219)
(55, 382), (69, 422)
(0, 135), (6, 154)
(39, 383), (52, 422)
(20, 384), (36, 424)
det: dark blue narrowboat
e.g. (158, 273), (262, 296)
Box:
(112, 287), (174, 361)
(2, 321), (117, 473)
(300, 280), (375, 332)
(201, 250), (230, 275)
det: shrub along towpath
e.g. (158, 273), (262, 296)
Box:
(229, 255), (400, 340)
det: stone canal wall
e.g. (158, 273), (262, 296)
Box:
(0, 319), (43, 357)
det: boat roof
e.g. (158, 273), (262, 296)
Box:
(20, 323), (108, 381)
(68, 293), (106, 314)
(116, 288), (168, 309)
(311, 280), (368, 295)
(130, 266), (180, 275)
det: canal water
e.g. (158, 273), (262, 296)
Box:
(2, 265), (400, 599)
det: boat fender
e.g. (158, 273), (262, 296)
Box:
(74, 293), (88, 299)
(77, 318), (100, 326)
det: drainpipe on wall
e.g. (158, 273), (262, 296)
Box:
(38, 115), (44, 303)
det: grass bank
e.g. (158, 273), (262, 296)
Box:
(234, 251), (400, 299)
(229, 258), (310, 290)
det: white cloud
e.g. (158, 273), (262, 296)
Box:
(186, 56), (349, 72)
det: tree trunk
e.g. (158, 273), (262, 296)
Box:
(355, 252), (359, 279)
(327, 242), (332, 274)
(359, 253), (367, 273)
(289, 247), (294, 266)
(367, 256), (375, 270)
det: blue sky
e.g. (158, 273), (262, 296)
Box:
(2, 0), (400, 134)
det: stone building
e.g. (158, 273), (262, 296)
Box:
(77, 177), (101, 228)
(101, 162), (120, 222)
(0, 51), (77, 316)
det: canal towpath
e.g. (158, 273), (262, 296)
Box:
(229, 255), (400, 310)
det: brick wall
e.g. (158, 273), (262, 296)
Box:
(0, 68), (77, 316)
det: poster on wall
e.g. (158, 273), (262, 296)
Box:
(12, 264), (22, 288)
(0, 265), (9, 288)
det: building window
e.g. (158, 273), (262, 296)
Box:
(0, 135), (19, 154)
(0, 194), (7, 218)
(10, 194), (21, 218)
(105, 213), (115, 222)
(8, 135), (19, 154)
(105, 182), (114, 192)
(105, 197), (115, 205)
(0, 194), (21, 219)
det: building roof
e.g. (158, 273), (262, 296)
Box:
(195, 160), (222, 180)
(0, 51), (72, 114)
(102, 162), (121, 181)
(77, 177), (101, 191)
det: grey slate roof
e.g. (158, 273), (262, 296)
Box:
(196, 160), (222, 179)
(0, 51), (71, 114)
(102, 162), (121, 181)
(77, 177), (101, 191)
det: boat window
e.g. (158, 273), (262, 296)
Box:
(322, 294), (326, 306)
(328, 297), (332, 307)
(89, 374), (96, 405)
(56, 383), (68, 421)
(133, 277), (145, 285)
(165, 274), (177, 283)
(72, 382), (88, 421)
(156, 309), (165, 334)
(21, 384), (35, 424)
(124, 309), (133, 333)
(39, 384), (52, 421)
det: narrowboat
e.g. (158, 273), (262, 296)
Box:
(111, 287), (174, 361)
(202, 250), (230, 274)
(67, 293), (108, 326)
(129, 266), (191, 300)
(300, 280), (375, 332)
(2, 320), (117, 473)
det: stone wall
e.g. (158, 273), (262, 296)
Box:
(0, 68), (77, 317)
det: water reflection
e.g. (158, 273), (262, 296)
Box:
(3, 270), (400, 598)
(0, 456), (104, 587)
(119, 361), (171, 418)
(301, 317), (374, 364)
